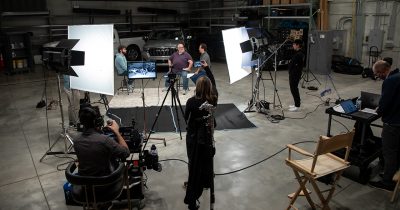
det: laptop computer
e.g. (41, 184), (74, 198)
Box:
(361, 91), (380, 109)
(339, 100), (358, 114)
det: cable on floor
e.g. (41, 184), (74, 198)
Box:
(158, 140), (316, 176)
(283, 102), (325, 120)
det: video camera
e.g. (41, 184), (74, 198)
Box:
(103, 118), (162, 172)
(166, 73), (177, 83)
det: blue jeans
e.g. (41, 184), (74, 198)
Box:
(190, 70), (206, 84)
(165, 71), (188, 90)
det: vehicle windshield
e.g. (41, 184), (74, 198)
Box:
(149, 30), (182, 40)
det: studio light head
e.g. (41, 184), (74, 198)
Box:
(42, 39), (85, 76)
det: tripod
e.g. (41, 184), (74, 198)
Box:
(139, 79), (166, 146)
(40, 73), (74, 162)
(142, 75), (186, 150)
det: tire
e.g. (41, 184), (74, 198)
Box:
(126, 45), (141, 61)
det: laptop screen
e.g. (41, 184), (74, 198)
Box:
(360, 91), (380, 109)
(340, 100), (357, 114)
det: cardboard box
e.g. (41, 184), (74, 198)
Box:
(271, 0), (280, 4)
(281, 0), (290, 4)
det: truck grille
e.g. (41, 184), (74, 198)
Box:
(149, 48), (176, 56)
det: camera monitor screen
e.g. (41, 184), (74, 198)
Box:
(194, 61), (202, 68)
(128, 61), (157, 79)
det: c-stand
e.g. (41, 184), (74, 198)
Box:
(142, 74), (186, 151)
(244, 39), (287, 115)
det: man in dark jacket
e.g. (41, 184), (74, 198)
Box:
(288, 39), (305, 112)
(369, 60), (400, 191)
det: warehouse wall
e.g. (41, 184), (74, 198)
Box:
(329, 0), (400, 67)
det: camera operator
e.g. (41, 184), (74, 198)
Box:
(164, 42), (193, 95)
(73, 107), (129, 177)
(184, 76), (217, 210)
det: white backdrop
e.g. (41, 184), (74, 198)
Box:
(69, 24), (114, 95)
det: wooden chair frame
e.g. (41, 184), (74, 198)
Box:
(285, 130), (355, 210)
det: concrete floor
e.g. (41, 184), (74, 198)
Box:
(0, 62), (398, 210)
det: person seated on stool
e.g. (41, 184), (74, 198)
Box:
(191, 43), (211, 82)
(115, 45), (134, 91)
(369, 60), (400, 192)
(164, 42), (193, 95)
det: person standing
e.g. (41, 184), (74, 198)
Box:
(288, 39), (305, 112)
(115, 45), (134, 90)
(369, 60), (400, 191)
(184, 76), (217, 210)
(63, 75), (80, 127)
(165, 42), (193, 95)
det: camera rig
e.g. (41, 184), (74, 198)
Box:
(102, 118), (162, 172)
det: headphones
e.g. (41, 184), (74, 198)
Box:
(79, 106), (104, 128)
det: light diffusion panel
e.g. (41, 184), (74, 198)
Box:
(222, 27), (252, 84)
(69, 24), (114, 95)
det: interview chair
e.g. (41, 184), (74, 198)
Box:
(65, 162), (125, 210)
(285, 130), (355, 210)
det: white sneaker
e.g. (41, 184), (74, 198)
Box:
(182, 89), (188, 95)
(289, 105), (296, 108)
(288, 106), (300, 112)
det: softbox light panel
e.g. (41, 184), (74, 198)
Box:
(222, 27), (252, 84)
(68, 24), (114, 95)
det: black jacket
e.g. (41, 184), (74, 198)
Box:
(377, 68), (400, 125)
(288, 50), (305, 75)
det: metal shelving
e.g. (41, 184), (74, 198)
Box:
(187, 1), (316, 33)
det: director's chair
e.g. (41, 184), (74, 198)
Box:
(285, 130), (355, 210)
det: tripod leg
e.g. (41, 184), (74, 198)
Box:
(143, 85), (171, 150)
(171, 87), (183, 140)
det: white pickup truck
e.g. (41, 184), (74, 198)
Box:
(113, 29), (145, 61)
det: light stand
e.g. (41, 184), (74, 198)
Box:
(301, 34), (321, 89)
(244, 57), (265, 113)
(244, 39), (288, 114)
(40, 73), (74, 162)
(139, 79), (166, 146)
(40, 39), (84, 161)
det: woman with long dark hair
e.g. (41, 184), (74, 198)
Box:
(184, 76), (217, 210)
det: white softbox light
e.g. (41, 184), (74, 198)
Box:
(69, 24), (114, 95)
(222, 27), (252, 84)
